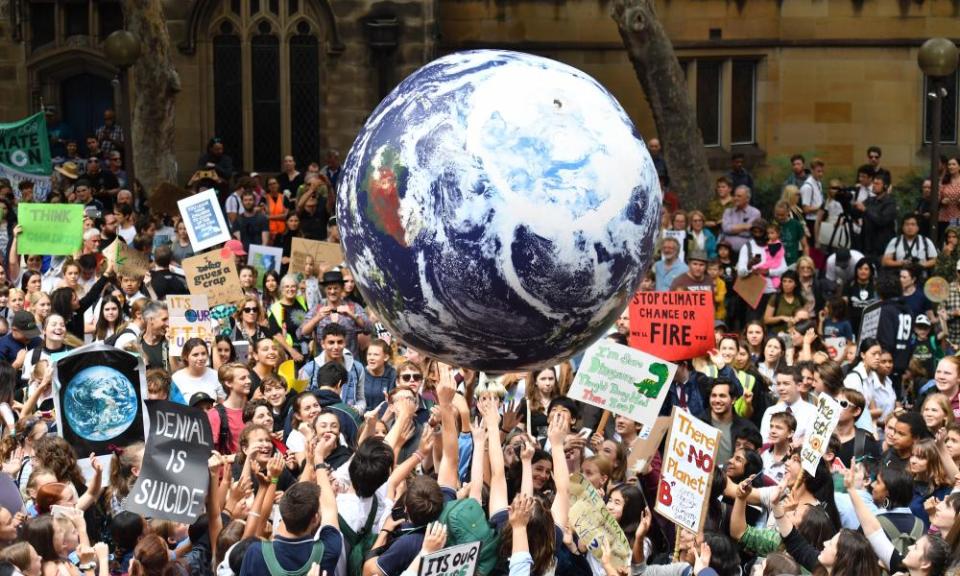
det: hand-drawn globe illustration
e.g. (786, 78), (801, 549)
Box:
(338, 50), (661, 371)
(63, 365), (137, 441)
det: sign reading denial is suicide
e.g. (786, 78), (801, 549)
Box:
(629, 291), (714, 361)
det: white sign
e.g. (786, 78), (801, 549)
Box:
(178, 189), (231, 252)
(567, 340), (676, 425)
(167, 294), (215, 357)
(247, 244), (283, 278)
(858, 302), (882, 347)
(655, 408), (720, 533)
(418, 541), (481, 576)
(800, 394), (841, 476)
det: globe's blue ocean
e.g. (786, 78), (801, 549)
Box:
(338, 50), (661, 371)
(63, 365), (137, 441)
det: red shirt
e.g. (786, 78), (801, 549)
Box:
(207, 405), (245, 455)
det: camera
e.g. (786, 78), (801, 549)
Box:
(832, 186), (858, 215)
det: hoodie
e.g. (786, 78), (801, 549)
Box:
(298, 348), (366, 410)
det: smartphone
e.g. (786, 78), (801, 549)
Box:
(577, 427), (593, 440)
(390, 503), (405, 522)
(51, 505), (72, 518)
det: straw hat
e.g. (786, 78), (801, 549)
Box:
(54, 162), (79, 180)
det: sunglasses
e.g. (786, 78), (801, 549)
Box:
(838, 399), (850, 409)
(242, 307), (258, 313)
(400, 373), (423, 382)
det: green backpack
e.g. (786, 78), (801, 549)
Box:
(438, 498), (499, 576)
(338, 499), (379, 576)
(877, 514), (924, 556)
(261, 538), (325, 576)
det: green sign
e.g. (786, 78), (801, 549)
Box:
(0, 113), (53, 201)
(18, 203), (84, 255)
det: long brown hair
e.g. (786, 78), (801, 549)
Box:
(497, 496), (556, 576)
(814, 529), (881, 576)
(33, 436), (85, 491)
(105, 442), (145, 506)
(129, 534), (183, 576)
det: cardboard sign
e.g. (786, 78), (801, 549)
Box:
(569, 473), (631, 567)
(18, 203), (84, 255)
(181, 250), (245, 308)
(289, 238), (344, 274)
(629, 291), (714, 361)
(53, 343), (147, 457)
(567, 340), (675, 425)
(247, 244), (283, 280)
(626, 416), (672, 474)
(150, 182), (193, 217)
(858, 301), (882, 350)
(167, 294), (214, 356)
(178, 188), (231, 252)
(733, 273), (766, 310)
(104, 238), (149, 278)
(126, 400), (213, 524)
(418, 541), (482, 576)
(800, 394), (841, 476)
(655, 408), (720, 533)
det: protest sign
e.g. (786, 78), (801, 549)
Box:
(655, 408), (720, 533)
(0, 113), (52, 201)
(823, 337), (847, 360)
(167, 295), (214, 356)
(178, 188), (231, 251)
(566, 340), (675, 424)
(289, 238), (344, 274)
(18, 203), (84, 255)
(733, 273), (766, 310)
(629, 291), (714, 361)
(858, 301), (882, 348)
(626, 416), (672, 475)
(569, 473), (631, 567)
(104, 238), (150, 278)
(126, 400), (213, 524)
(800, 394), (842, 476)
(53, 343), (147, 457)
(181, 250), (245, 308)
(418, 541), (482, 576)
(247, 244), (283, 280)
(150, 182), (193, 217)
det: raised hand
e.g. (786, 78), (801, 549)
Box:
(422, 522), (448, 554)
(509, 493), (535, 527)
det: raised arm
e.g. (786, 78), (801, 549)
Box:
(436, 364), (459, 489)
(481, 398), (508, 514)
(729, 478), (752, 541)
(468, 419), (487, 504)
(315, 465), (339, 528)
(547, 411), (570, 528)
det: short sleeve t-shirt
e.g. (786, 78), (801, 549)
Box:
(206, 405), (245, 454)
(172, 368), (223, 402)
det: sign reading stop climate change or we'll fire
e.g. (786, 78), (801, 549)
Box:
(629, 291), (715, 361)
(655, 407), (721, 533)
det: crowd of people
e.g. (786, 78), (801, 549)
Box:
(0, 119), (953, 576)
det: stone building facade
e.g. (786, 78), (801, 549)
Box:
(0, 0), (956, 183)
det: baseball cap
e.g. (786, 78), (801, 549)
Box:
(189, 392), (215, 407)
(12, 311), (40, 339)
(221, 239), (247, 257)
(915, 315), (932, 327)
(714, 320), (728, 330)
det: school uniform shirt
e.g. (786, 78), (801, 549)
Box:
(336, 482), (392, 535)
(240, 525), (342, 576)
(375, 487), (457, 576)
(759, 398), (816, 442)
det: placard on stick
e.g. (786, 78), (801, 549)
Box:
(566, 340), (675, 425)
(126, 400), (213, 524)
(858, 301), (882, 350)
(18, 203), (84, 255)
(655, 407), (720, 533)
(181, 250), (245, 308)
(177, 188), (231, 252)
(800, 395), (841, 476)
(104, 238), (150, 278)
(629, 291), (714, 361)
(417, 541), (481, 576)
(167, 294), (214, 356)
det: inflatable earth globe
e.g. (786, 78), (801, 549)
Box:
(338, 50), (660, 371)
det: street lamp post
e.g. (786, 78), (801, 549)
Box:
(918, 37), (959, 245)
(103, 30), (142, 192)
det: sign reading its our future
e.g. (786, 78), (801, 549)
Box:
(566, 340), (676, 424)
(0, 113), (53, 201)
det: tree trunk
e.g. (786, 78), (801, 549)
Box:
(612, 0), (712, 207)
(124, 0), (181, 203)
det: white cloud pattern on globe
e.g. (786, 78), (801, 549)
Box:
(338, 50), (660, 371)
(64, 365), (138, 442)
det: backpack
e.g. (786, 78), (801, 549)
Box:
(437, 498), (499, 576)
(876, 514), (924, 556)
(338, 499), (378, 576)
(261, 538), (326, 576)
(214, 404), (233, 454)
(104, 327), (137, 347)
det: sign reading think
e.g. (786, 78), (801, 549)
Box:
(629, 291), (715, 361)
(0, 113), (52, 201)
(181, 250), (245, 308)
(569, 473), (631, 568)
(566, 340), (676, 424)
(126, 400), (213, 524)
(655, 408), (720, 533)
(18, 203), (84, 255)
(417, 541), (482, 576)
(289, 238), (344, 274)
(800, 394), (842, 476)
(178, 189), (231, 252)
(167, 295), (214, 356)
